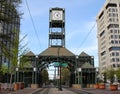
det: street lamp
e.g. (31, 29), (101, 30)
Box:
(77, 68), (82, 88)
(57, 47), (62, 91)
(95, 67), (99, 84)
(75, 55), (78, 84)
(35, 55), (38, 84)
(16, 67), (19, 82)
(33, 67), (37, 84)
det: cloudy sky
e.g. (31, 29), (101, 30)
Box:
(20, 0), (106, 69)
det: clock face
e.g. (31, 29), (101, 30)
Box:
(54, 12), (61, 19)
(52, 10), (63, 20)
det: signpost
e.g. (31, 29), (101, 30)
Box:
(53, 62), (68, 91)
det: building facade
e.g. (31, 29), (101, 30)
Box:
(0, 1), (20, 70)
(96, 0), (120, 73)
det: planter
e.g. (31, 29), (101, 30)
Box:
(94, 84), (99, 89)
(90, 84), (94, 88)
(72, 84), (81, 88)
(110, 84), (118, 91)
(21, 82), (24, 89)
(18, 82), (24, 89)
(14, 83), (19, 91)
(99, 84), (105, 89)
(87, 84), (90, 88)
(31, 84), (39, 89)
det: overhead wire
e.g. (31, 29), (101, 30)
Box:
(25, 0), (41, 49)
(74, 0), (112, 55)
(74, 22), (96, 55)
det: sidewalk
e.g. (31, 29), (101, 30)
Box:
(82, 88), (120, 94)
(0, 87), (37, 94)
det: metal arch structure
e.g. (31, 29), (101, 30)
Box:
(37, 55), (76, 86)
(37, 46), (77, 87)
(37, 56), (76, 71)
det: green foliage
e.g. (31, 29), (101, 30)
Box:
(105, 68), (120, 83)
(41, 69), (49, 83)
(61, 67), (70, 84)
(106, 69), (115, 80)
(0, 65), (8, 74)
(116, 68), (120, 79)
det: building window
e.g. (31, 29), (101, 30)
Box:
(110, 29), (113, 33)
(111, 35), (113, 39)
(115, 40), (118, 44)
(101, 51), (106, 56)
(111, 40), (114, 44)
(116, 52), (119, 56)
(112, 8), (115, 12)
(107, 24), (119, 29)
(112, 58), (115, 62)
(100, 30), (105, 37)
(113, 64), (116, 68)
(114, 30), (117, 33)
(109, 47), (120, 51)
(112, 52), (115, 56)
(114, 35), (117, 39)
(116, 58), (119, 62)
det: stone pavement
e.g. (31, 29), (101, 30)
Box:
(0, 87), (36, 94)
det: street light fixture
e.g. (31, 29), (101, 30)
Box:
(75, 55), (78, 84)
(77, 68), (82, 88)
(95, 67), (99, 84)
(35, 55), (38, 84)
(57, 47), (62, 91)
(33, 67), (37, 84)
(16, 67), (19, 82)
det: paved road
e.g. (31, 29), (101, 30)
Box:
(1, 85), (120, 94)
(34, 87), (92, 94)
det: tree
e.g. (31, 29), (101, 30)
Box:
(41, 69), (49, 84)
(61, 67), (70, 85)
(106, 69), (115, 83)
(116, 68), (120, 80)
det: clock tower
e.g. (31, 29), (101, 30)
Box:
(49, 8), (65, 47)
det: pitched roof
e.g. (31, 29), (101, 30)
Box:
(81, 62), (93, 68)
(39, 47), (75, 56)
(79, 51), (90, 56)
(25, 51), (35, 56)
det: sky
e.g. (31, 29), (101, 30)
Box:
(20, 0), (106, 78)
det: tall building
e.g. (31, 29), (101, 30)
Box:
(96, 0), (120, 73)
(0, 1), (20, 70)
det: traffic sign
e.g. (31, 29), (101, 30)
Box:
(53, 62), (60, 67)
(53, 62), (68, 67)
(61, 63), (68, 67)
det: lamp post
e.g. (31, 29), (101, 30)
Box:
(77, 68), (82, 88)
(35, 55), (38, 84)
(74, 70), (76, 84)
(34, 67), (37, 84)
(57, 47), (62, 91)
(23, 71), (24, 82)
(75, 55), (78, 84)
(16, 67), (19, 82)
(95, 67), (98, 83)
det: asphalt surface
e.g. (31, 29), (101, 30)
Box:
(0, 85), (120, 94)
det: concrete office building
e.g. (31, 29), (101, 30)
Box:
(96, 0), (120, 73)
